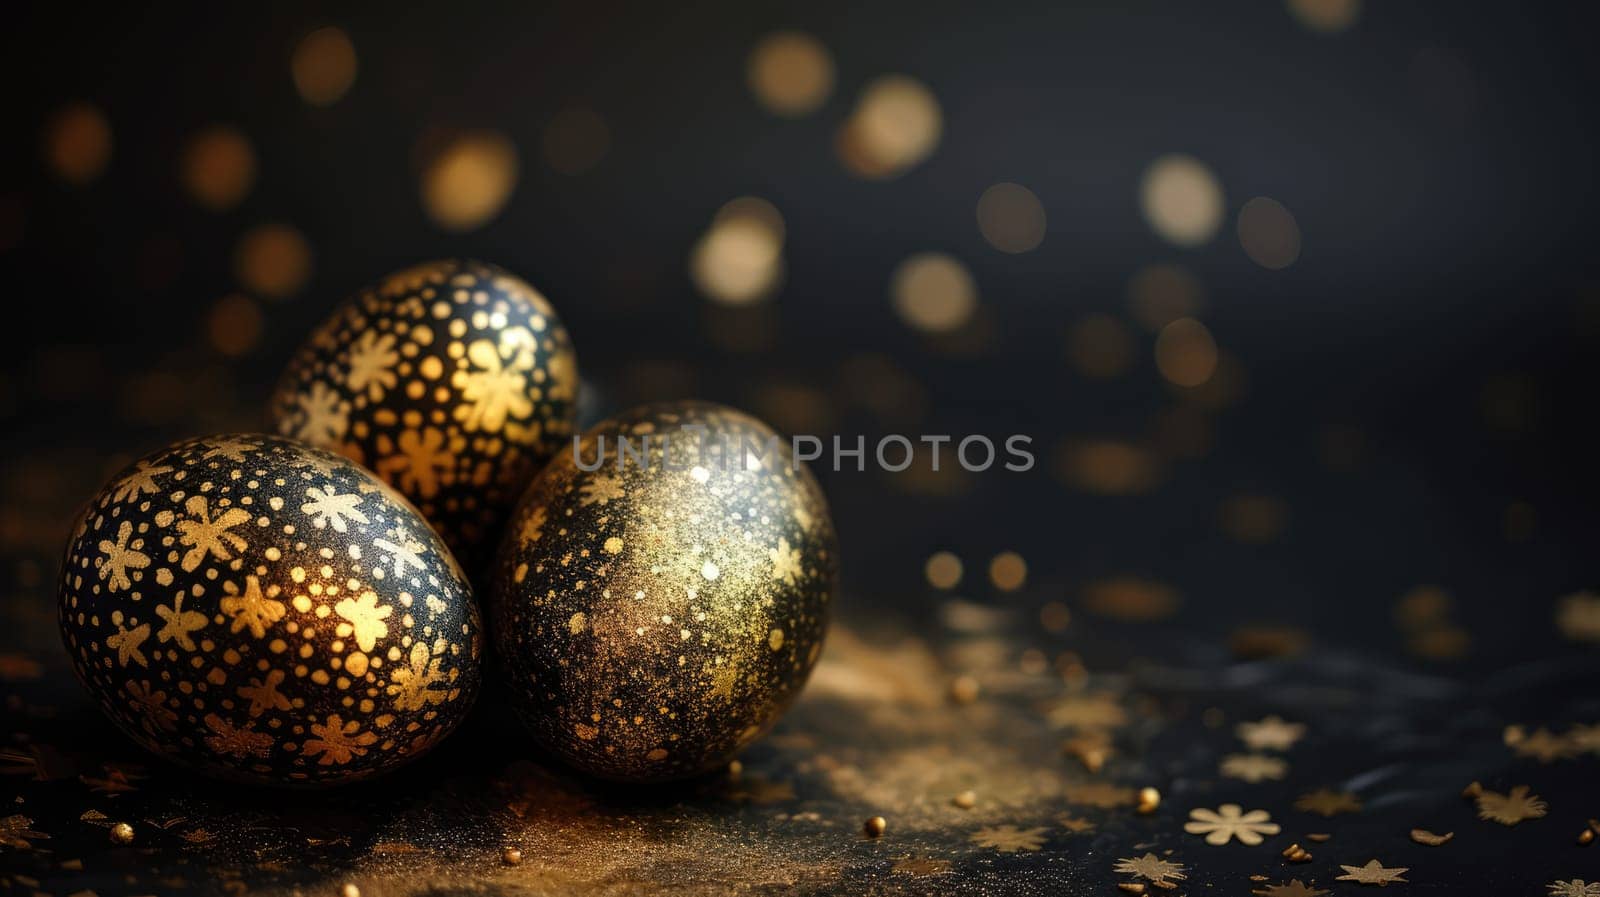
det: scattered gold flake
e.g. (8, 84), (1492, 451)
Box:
(1475, 785), (1548, 826)
(1557, 591), (1600, 642)
(0, 815), (47, 849)
(1137, 787), (1161, 815)
(1409, 829), (1453, 846)
(1140, 154), (1224, 246)
(1305, 833), (1332, 842)
(501, 846), (523, 865)
(1065, 782), (1137, 808)
(108, 822), (134, 845)
(181, 126), (256, 211)
(1221, 753), (1288, 783)
(891, 252), (976, 333)
(1185, 804), (1281, 846)
(420, 131), (518, 232)
(976, 182), (1047, 253)
(1237, 197), (1301, 270)
(747, 31), (834, 117)
(1057, 814), (1096, 833)
(988, 551), (1027, 591)
(1507, 726), (1579, 763)
(234, 223), (312, 299)
(924, 551), (963, 589)
(1253, 881), (1329, 897)
(891, 856), (952, 877)
(1461, 781), (1484, 799)
(863, 815), (887, 838)
(970, 825), (1047, 852)
(1281, 842), (1313, 863)
(1155, 317), (1218, 387)
(837, 75), (942, 179)
(1549, 882), (1600, 897)
(1113, 853), (1188, 884)
(952, 790), (977, 809)
(1294, 789), (1361, 817)
(1336, 860), (1408, 886)
(1237, 716), (1307, 751)
(44, 102), (112, 185)
(291, 26), (358, 106)
(1287, 0), (1361, 33)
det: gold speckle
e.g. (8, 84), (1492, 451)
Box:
(574, 722), (598, 741)
(603, 537), (624, 555)
(568, 612), (587, 635)
(768, 629), (784, 651)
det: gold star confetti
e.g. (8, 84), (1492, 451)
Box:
(970, 825), (1048, 852)
(1336, 860), (1408, 886)
(1548, 881), (1600, 897)
(1294, 788), (1362, 817)
(1112, 853), (1187, 884)
(1056, 814), (1096, 833)
(1221, 753), (1288, 783)
(1065, 782), (1138, 808)
(1236, 715), (1306, 751)
(1252, 881), (1329, 897)
(1410, 829), (1454, 846)
(1507, 726), (1580, 762)
(1185, 804), (1281, 846)
(1475, 785), (1548, 826)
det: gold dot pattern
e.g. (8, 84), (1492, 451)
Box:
(56, 435), (483, 787)
(270, 259), (578, 570)
(490, 402), (837, 782)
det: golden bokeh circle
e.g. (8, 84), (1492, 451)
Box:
(1154, 317), (1219, 388)
(747, 31), (835, 117)
(1140, 154), (1224, 247)
(1237, 196), (1302, 270)
(44, 102), (113, 185)
(891, 253), (977, 334)
(182, 126), (257, 211)
(420, 133), (519, 232)
(234, 224), (313, 300)
(976, 183), (1047, 254)
(292, 27), (358, 106)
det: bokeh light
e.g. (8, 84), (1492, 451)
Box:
(543, 107), (610, 175)
(1286, 0), (1361, 33)
(181, 126), (257, 211)
(1237, 196), (1301, 269)
(1127, 263), (1205, 330)
(837, 75), (942, 179)
(233, 223), (312, 299)
(1154, 317), (1218, 387)
(1066, 314), (1134, 379)
(747, 31), (834, 117)
(976, 182), (1046, 253)
(1219, 494), (1290, 544)
(206, 293), (265, 356)
(291, 26), (358, 106)
(43, 102), (112, 185)
(988, 552), (1027, 591)
(420, 131), (519, 231)
(925, 551), (963, 590)
(1056, 440), (1163, 495)
(890, 252), (976, 333)
(1081, 576), (1181, 622)
(691, 196), (786, 305)
(1140, 154), (1224, 247)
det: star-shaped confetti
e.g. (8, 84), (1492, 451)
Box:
(1236, 715), (1306, 751)
(970, 825), (1047, 852)
(1337, 860), (1408, 886)
(1056, 814), (1096, 833)
(1221, 753), (1288, 783)
(1548, 881), (1600, 897)
(1185, 804), (1281, 845)
(1475, 785), (1548, 826)
(1252, 880), (1329, 897)
(1508, 726), (1578, 763)
(1112, 853), (1187, 884)
(1294, 788), (1361, 817)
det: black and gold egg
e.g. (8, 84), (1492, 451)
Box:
(57, 435), (483, 787)
(491, 401), (837, 782)
(270, 259), (578, 570)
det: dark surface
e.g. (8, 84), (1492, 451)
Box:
(3, 1), (1599, 894)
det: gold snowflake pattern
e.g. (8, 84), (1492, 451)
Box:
(970, 825), (1048, 852)
(1475, 785), (1547, 825)
(377, 428), (453, 499)
(301, 485), (370, 533)
(109, 459), (173, 503)
(96, 520), (150, 592)
(334, 591), (392, 652)
(202, 713), (273, 759)
(345, 330), (400, 399)
(1294, 788), (1362, 817)
(387, 641), (451, 710)
(1549, 881), (1600, 897)
(1236, 715), (1306, 751)
(220, 575), (286, 639)
(293, 381), (350, 444)
(154, 594), (208, 651)
(237, 670), (291, 717)
(770, 537), (803, 585)
(1508, 726), (1579, 763)
(1253, 881), (1329, 897)
(1185, 804), (1281, 845)
(1113, 853), (1187, 883)
(1221, 753), (1288, 783)
(175, 495), (251, 572)
(105, 613), (151, 667)
(1336, 860), (1408, 886)
(454, 339), (534, 432)
(578, 473), (626, 507)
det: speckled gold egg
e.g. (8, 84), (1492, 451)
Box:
(490, 401), (837, 782)
(57, 435), (483, 787)
(271, 259), (578, 570)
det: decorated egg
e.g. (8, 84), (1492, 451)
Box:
(270, 259), (578, 570)
(490, 401), (837, 781)
(57, 434), (483, 786)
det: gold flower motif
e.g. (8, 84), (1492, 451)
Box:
(377, 428), (453, 499)
(109, 460), (172, 503)
(1185, 804), (1281, 845)
(1236, 715), (1306, 751)
(202, 713), (273, 759)
(154, 594), (207, 651)
(1113, 853), (1187, 884)
(1220, 752), (1288, 783)
(236, 670), (291, 717)
(294, 381), (349, 444)
(301, 485), (369, 533)
(969, 825), (1048, 852)
(335, 591), (392, 653)
(345, 330), (400, 399)
(387, 641), (450, 710)
(302, 714), (377, 765)
(769, 537), (803, 585)
(106, 615), (151, 668)
(1475, 785), (1547, 825)
(96, 521), (150, 593)
(220, 575), (286, 639)
(454, 339), (532, 431)
(578, 473), (625, 506)
(1549, 881), (1600, 897)
(175, 495), (251, 573)
(124, 680), (176, 732)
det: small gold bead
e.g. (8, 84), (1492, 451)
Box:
(1117, 884), (1147, 895)
(502, 846), (524, 865)
(863, 816), (887, 838)
(727, 760), (743, 780)
(341, 884), (361, 897)
(952, 790), (977, 809)
(1136, 786), (1161, 814)
(108, 822), (134, 845)
(1579, 828), (1595, 846)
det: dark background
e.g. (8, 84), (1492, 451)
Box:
(2, 2), (1598, 894)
